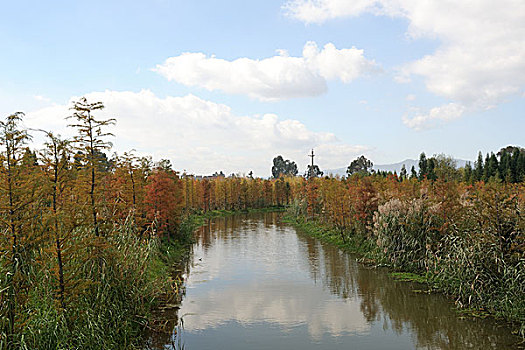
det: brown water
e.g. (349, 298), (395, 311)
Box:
(146, 212), (522, 349)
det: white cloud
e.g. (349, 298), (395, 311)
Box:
(284, 0), (525, 129)
(402, 103), (466, 130)
(154, 41), (377, 101)
(25, 90), (368, 176)
(33, 95), (51, 103)
(405, 94), (416, 101)
(283, 0), (382, 24)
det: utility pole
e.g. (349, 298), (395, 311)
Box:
(308, 149), (315, 178)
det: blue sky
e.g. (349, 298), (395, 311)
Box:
(1, 0), (524, 176)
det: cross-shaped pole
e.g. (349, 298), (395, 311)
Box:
(308, 149), (315, 177)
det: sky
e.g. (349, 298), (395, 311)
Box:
(1, 0), (524, 176)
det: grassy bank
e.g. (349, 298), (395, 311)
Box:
(282, 215), (379, 261)
(0, 220), (194, 350)
(188, 206), (287, 225)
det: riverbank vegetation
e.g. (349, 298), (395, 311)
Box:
(0, 102), (198, 349)
(284, 174), (524, 337)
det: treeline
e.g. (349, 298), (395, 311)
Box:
(465, 147), (525, 183)
(415, 148), (525, 183)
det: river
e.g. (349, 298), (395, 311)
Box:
(146, 212), (522, 349)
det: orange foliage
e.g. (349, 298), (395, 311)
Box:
(144, 169), (183, 236)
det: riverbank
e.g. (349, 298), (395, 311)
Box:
(8, 222), (194, 350)
(281, 215), (379, 261)
(283, 214), (524, 338)
(188, 206), (287, 225)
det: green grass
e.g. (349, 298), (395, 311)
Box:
(189, 206), (287, 225)
(390, 272), (430, 284)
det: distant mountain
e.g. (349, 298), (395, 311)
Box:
(325, 158), (470, 177)
(375, 159), (419, 174)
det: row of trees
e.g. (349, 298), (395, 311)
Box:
(466, 147), (525, 183)
(274, 147), (525, 184)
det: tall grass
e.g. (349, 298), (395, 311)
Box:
(0, 216), (189, 350)
(373, 189), (525, 336)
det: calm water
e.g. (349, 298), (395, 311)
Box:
(147, 212), (522, 349)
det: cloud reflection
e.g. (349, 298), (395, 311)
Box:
(179, 215), (370, 340)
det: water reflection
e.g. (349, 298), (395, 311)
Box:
(147, 212), (522, 350)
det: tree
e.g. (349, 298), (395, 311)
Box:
(517, 151), (525, 182)
(498, 146), (525, 183)
(483, 152), (499, 182)
(68, 97), (116, 237)
(119, 151), (139, 208)
(497, 145), (524, 158)
(21, 147), (38, 167)
(474, 151), (484, 182)
(38, 131), (74, 311)
(144, 169), (183, 237)
(346, 155), (373, 176)
(323, 179), (351, 242)
(400, 164), (407, 180)
(418, 152), (428, 180)
(271, 155), (298, 178)
(463, 162), (473, 184)
(427, 157), (437, 181)
(156, 159), (172, 171)
(0, 112), (34, 345)
(410, 166), (417, 179)
(305, 164), (323, 179)
(433, 154), (459, 181)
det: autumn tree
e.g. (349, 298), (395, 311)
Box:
(37, 131), (76, 311)
(306, 177), (320, 219)
(68, 97), (115, 237)
(144, 168), (183, 237)
(111, 151), (147, 226)
(322, 179), (352, 242)
(0, 112), (35, 346)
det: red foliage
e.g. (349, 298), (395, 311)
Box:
(144, 170), (183, 236)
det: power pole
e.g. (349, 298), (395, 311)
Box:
(308, 149), (315, 178)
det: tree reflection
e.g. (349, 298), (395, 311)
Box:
(305, 230), (521, 349)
